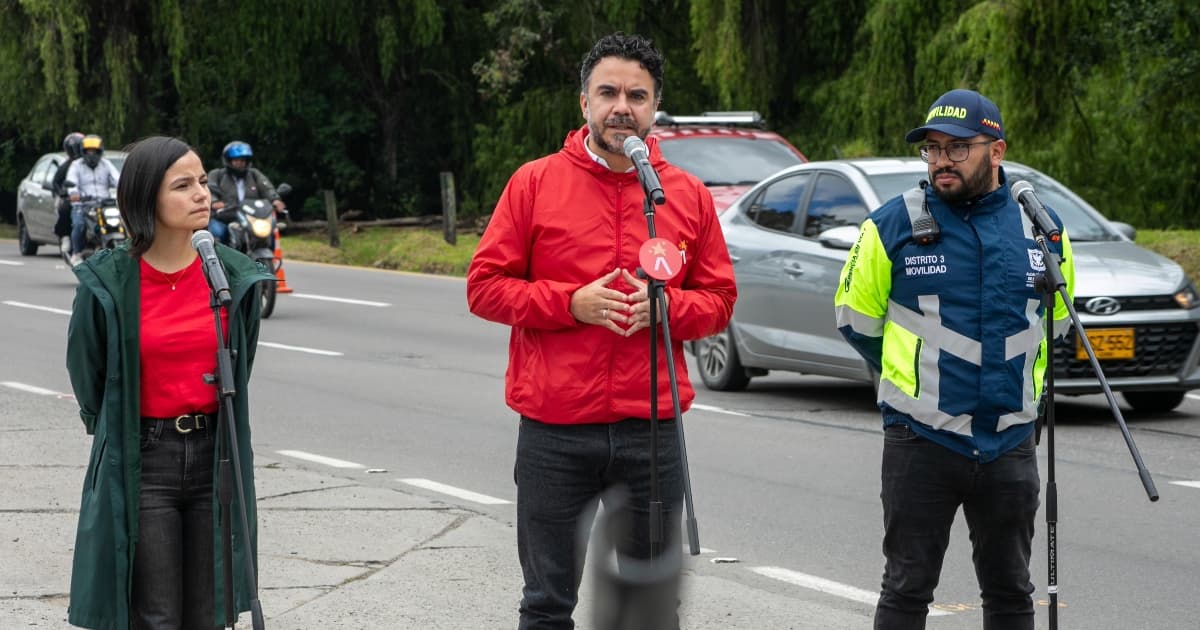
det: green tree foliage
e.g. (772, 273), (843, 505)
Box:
(1, 0), (1197, 228)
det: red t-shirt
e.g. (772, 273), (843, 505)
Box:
(139, 257), (228, 417)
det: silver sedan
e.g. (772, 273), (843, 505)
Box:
(693, 158), (1200, 412)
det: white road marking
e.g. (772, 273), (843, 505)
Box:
(749, 566), (953, 617)
(0, 260), (24, 266)
(276, 450), (365, 469)
(291, 293), (390, 307)
(3, 300), (71, 315)
(2, 381), (65, 396)
(398, 478), (512, 505)
(1169, 481), (1200, 489)
(257, 341), (343, 356)
(690, 403), (750, 417)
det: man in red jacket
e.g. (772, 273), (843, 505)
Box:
(467, 32), (737, 629)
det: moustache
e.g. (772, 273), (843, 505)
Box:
(934, 167), (960, 178)
(605, 116), (637, 130)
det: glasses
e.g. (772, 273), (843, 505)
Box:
(919, 140), (993, 163)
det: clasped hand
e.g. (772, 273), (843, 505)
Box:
(569, 268), (663, 337)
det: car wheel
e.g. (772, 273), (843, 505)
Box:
(17, 218), (38, 256)
(694, 327), (751, 391)
(1122, 390), (1186, 413)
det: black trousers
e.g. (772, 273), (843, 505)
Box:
(515, 417), (683, 630)
(55, 197), (72, 237)
(132, 420), (218, 630)
(874, 423), (1040, 630)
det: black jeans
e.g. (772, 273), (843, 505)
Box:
(515, 417), (683, 630)
(874, 423), (1040, 630)
(132, 420), (218, 630)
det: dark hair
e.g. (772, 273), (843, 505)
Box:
(580, 32), (664, 101)
(117, 136), (195, 257)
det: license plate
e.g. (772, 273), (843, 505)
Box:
(1076, 328), (1135, 360)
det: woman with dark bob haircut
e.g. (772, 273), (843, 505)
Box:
(65, 135), (274, 629)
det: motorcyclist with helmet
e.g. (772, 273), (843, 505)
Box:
(51, 132), (86, 253)
(207, 141), (285, 247)
(65, 134), (120, 266)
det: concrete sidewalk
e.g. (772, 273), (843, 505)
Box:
(0, 395), (869, 629)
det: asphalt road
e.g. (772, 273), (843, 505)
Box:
(3, 243), (1199, 629)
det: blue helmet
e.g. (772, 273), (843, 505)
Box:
(222, 141), (253, 175)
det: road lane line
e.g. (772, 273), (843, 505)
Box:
(690, 403), (750, 417)
(1169, 481), (1200, 489)
(257, 341), (343, 356)
(749, 566), (953, 616)
(276, 450), (365, 469)
(2, 381), (66, 396)
(0, 260), (24, 266)
(291, 293), (390, 307)
(398, 478), (512, 505)
(3, 300), (71, 315)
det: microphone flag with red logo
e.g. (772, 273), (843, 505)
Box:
(639, 237), (683, 281)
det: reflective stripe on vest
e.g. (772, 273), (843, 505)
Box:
(835, 303), (884, 337)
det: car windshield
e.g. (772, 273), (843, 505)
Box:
(865, 169), (1119, 242)
(657, 137), (803, 186)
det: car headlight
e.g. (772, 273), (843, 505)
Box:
(1175, 281), (1199, 309)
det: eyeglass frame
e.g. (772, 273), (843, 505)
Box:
(918, 140), (994, 163)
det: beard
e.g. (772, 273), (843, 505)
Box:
(931, 157), (993, 204)
(587, 112), (650, 155)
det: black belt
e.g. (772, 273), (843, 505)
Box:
(143, 412), (213, 434)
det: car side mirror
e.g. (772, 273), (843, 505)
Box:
(41, 182), (54, 192)
(819, 225), (859, 250)
(1110, 221), (1136, 241)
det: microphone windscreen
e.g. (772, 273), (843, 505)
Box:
(622, 135), (647, 159)
(191, 229), (214, 249)
(1010, 179), (1033, 201)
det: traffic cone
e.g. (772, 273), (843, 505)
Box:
(273, 227), (293, 293)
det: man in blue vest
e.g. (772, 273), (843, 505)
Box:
(835, 89), (1075, 629)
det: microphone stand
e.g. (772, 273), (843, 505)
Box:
(638, 194), (701, 558)
(1030, 227), (1158, 630)
(205, 288), (266, 630)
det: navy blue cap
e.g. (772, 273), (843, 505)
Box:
(905, 89), (1005, 143)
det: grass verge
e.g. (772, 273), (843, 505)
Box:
(281, 226), (480, 276)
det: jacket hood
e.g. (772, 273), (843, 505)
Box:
(561, 125), (669, 175)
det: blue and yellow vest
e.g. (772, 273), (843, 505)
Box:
(835, 167), (1074, 462)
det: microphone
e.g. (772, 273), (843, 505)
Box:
(191, 230), (233, 306)
(622, 136), (666, 206)
(1010, 180), (1061, 242)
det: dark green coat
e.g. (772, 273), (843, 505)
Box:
(65, 244), (273, 629)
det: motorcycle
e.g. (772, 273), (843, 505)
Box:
(212, 183), (291, 318)
(62, 196), (125, 266)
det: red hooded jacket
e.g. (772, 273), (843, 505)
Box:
(467, 126), (737, 424)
